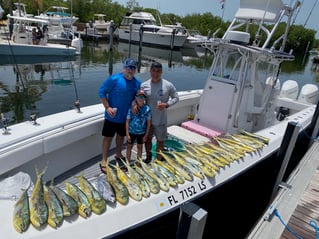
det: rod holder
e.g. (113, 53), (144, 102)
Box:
(74, 100), (81, 113)
(30, 114), (39, 125)
(1, 113), (10, 135)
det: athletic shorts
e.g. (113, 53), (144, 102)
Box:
(148, 124), (167, 142)
(127, 133), (145, 144)
(102, 119), (126, 137)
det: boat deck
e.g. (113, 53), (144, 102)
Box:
(247, 141), (319, 239)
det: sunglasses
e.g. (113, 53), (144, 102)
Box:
(126, 66), (136, 70)
(136, 95), (145, 99)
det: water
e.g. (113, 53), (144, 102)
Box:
(0, 41), (318, 125)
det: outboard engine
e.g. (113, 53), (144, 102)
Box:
(298, 84), (319, 104)
(280, 80), (299, 100)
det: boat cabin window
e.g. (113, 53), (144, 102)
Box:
(211, 49), (244, 82)
(252, 61), (279, 107)
(121, 18), (156, 26)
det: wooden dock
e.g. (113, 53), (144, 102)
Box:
(248, 141), (319, 239)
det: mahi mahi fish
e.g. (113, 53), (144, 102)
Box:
(138, 158), (170, 192)
(43, 185), (64, 228)
(105, 162), (129, 205)
(65, 181), (91, 218)
(114, 162), (143, 201)
(76, 175), (106, 214)
(158, 151), (194, 182)
(12, 189), (30, 233)
(50, 185), (78, 217)
(120, 159), (151, 198)
(96, 176), (116, 203)
(133, 164), (161, 195)
(29, 167), (48, 228)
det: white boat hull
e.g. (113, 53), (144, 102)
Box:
(0, 41), (78, 56)
(0, 88), (316, 239)
(118, 28), (186, 49)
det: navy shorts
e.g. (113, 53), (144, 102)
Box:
(102, 119), (126, 137)
(127, 133), (145, 144)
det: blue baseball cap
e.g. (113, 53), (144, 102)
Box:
(123, 58), (137, 69)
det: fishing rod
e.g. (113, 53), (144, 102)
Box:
(70, 57), (82, 113)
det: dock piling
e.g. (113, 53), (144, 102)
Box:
(176, 202), (207, 239)
(270, 121), (300, 201)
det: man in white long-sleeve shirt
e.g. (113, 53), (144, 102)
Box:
(140, 61), (179, 162)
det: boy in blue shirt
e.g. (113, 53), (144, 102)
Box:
(126, 90), (151, 162)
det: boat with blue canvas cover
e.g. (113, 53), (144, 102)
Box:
(34, 6), (78, 26)
(0, 1), (318, 238)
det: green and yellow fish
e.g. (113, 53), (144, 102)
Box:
(50, 185), (78, 217)
(105, 162), (129, 205)
(13, 189), (30, 233)
(114, 162), (143, 201)
(29, 167), (48, 228)
(65, 181), (91, 218)
(43, 185), (64, 228)
(76, 175), (106, 215)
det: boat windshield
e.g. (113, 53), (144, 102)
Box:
(121, 17), (157, 26)
(212, 49), (243, 82)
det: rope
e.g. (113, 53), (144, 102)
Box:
(274, 209), (303, 239)
(275, 209), (319, 239)
(309, 220), (319, 239)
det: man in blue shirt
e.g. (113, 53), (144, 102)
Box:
(98, 58), (141, 173)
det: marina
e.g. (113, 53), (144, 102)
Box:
(0, 0), (319, 238)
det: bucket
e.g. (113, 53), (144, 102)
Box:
(151, 136), (184, 153)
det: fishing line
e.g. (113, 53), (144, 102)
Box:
(1, 23), (36, 120)
(302, 0), (318, 27)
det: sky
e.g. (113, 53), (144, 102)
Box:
(114, 0), (319, 38)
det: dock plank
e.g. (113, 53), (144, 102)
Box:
(280, 169), (319, 239)
(247, 141), (319, 239)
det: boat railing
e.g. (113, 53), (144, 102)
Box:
(222, 0), (296, 51)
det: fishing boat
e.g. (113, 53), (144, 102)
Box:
(116, 11), (188, 49)
(90, 14), (112, 34)
(34, 6), (78, 26)
(0, 16), (82, 56)
(6, 2), (33, 18)
(0, 0), (319, 238)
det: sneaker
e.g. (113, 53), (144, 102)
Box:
(144, 153), (152, 164)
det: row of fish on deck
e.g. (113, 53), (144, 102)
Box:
(0, 3), (213, 58)
(13, 130), (268, 233)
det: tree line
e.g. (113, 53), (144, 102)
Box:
(1, 0), (317, 54)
